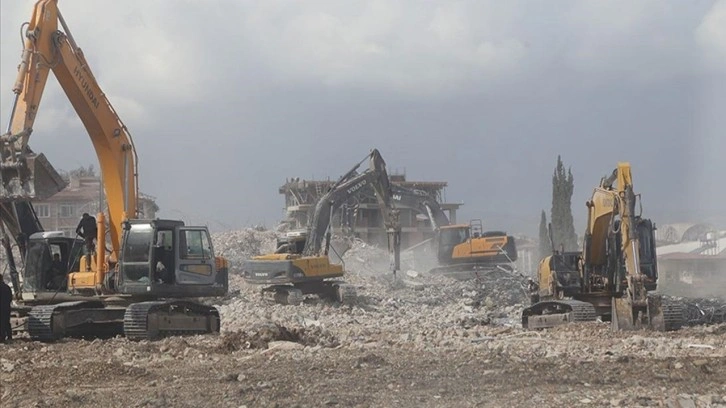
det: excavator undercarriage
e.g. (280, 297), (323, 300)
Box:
(260, 281), (357, 306)
(18, 298), (220, 342)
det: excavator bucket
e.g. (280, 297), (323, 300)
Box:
(0, 152), (67, 201)
(611, 295), (684, 331)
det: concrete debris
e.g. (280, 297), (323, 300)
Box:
(211, 228), (278, 273)
(1, 227), (725, 407)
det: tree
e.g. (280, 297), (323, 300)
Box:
(538, 210), (550, 260)
(550, 155), (578, 251)
(69, 164), (96, 179)
(59, 164), (97, 183)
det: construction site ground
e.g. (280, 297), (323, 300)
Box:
(2, 230), (725, 408)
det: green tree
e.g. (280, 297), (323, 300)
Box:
(538, 210), (550, 260)
(551, 155), (578, 251)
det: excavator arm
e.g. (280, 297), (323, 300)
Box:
(390, 184), (450, 229)
(303, 149), (399, 257)
(582, 163), (645, 293)
(1, 0), (138, 264)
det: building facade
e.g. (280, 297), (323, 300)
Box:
(32, 176), (159, 237)
(279, 174), (461, 249)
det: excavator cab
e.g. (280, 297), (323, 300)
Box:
(21, 232), (84, 301)
(435, 224), (470, 264)
(118, 219), (227, 298)
(274, 229), (308, 254)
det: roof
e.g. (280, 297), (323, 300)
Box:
(658, 252), (726, 261)
(42, 177), (156, 204)
(279, 179), (448, 193)
(657, 236), (726, 260)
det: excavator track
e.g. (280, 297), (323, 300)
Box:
(261, 281), (357, 305)
(662, 301), (684, 332)
(27, 305), (59, 341)
(647, 295), (684, 332)
(27, 301), (113, 342)
(124, 301), (221, 341)
(522, 299), (597, 329)
(320, 281), (357, 304)
(261, 286), (304, 306)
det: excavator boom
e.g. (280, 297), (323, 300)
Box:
(2, 0), (137, 260)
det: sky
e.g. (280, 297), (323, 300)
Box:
(1, 0), (725, 236)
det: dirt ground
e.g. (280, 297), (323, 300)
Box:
(2, 235), (725, 408)
(2, 322), (726, 408)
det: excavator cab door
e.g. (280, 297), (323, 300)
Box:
(175, 227), (216, 285)
(118, 223), (155, 291)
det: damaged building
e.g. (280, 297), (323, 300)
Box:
(31, 175), (159, 237)
(657, 230), (726, 299)
(279, 173), (461, 248)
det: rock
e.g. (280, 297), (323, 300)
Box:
(692, 359), (708, 367)
(609, 398), (624, 406)
(676, 397), (696, 408)
(267, 341), (304, 351)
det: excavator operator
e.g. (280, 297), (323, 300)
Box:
(47, 253), (67, 290)
(75, 213), (97, 270)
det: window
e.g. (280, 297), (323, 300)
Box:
(181, 229), (212, 260)
(35, 204), (50, 218)
(122, 224), (153, 283)
(60, 204), (75, 218)
(123, 227), (153, 263)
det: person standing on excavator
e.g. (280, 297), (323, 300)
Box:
(76, 213), (98, 270)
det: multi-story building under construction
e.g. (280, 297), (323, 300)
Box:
(279, 174), (461, 249)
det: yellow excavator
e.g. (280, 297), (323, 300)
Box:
(391, 185), (518, 279)
(242, 149), (400, 305)
(1, 0), (228, 341)
(522, 162), (683, 331)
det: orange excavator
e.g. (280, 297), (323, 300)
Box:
(391, 185), (518, 279)
(1, 0), (228, 341)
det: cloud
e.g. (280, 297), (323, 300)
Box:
(229, 1), (530, 94)
(696, 0), (726, 69)
(1, 0), (725, 235)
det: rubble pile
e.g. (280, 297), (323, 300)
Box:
(666, 296), (726, 326)
(215, 322), (339, 352)
(211, 228), (278, 273)
(4, 228), (726, 407)
(212, 233), (531, 349)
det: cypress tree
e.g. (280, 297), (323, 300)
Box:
(551, 155), (578, 251)
(538, 210), (550, 260)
